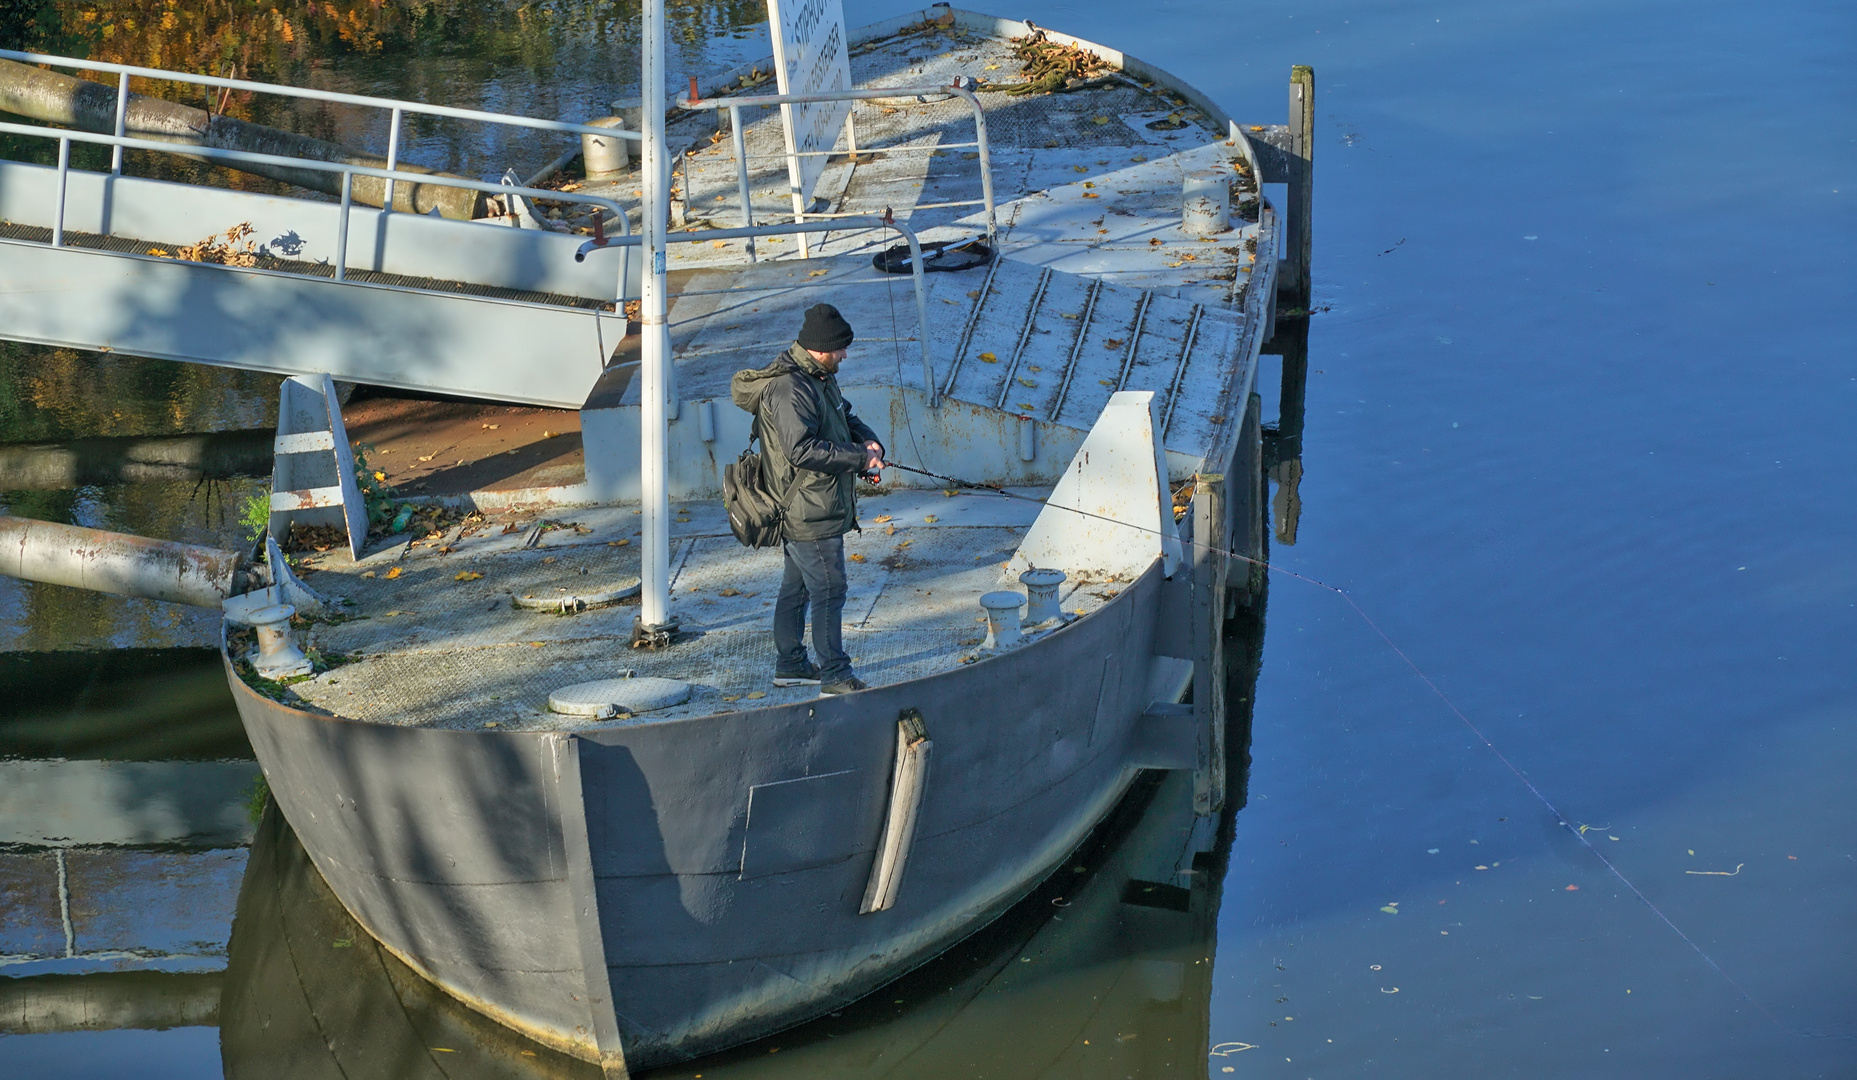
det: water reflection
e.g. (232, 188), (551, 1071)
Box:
(216, 612), (1266, 1079)
(0, 647), (254, 1043)
(1261, 319), (1308, 548)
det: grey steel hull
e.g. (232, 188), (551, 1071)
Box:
(225, 562), (1176, 1069)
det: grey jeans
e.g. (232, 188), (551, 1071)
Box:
(774, 535), (851, 681)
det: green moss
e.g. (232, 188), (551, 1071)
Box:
(244, 772), (271, 826)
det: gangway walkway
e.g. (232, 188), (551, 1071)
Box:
(0, 50), (650, 408)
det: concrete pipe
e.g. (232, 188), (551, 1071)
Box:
(0, 515), (250, 608)
(0, 58), (481, 219)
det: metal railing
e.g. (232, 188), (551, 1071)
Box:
(0, 49), (640, 292)
(578, 215), (942, 407)
(0, 120), (634, 299)
(677, 85), (996, 263)
(0, 49), (642, 181)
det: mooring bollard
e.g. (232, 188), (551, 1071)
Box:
(1182, 170), (1231, 236)
(1019, 568), (1067, 625)
(978, 591), (1025, 650)
(582, 116), (630, 176)
(247, 603), (312, 679)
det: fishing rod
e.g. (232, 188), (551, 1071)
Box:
(876, 454), (1786, 1030)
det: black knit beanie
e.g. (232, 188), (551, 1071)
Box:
(796, 303), (855, 352)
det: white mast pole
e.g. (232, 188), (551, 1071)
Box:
(638, 0), (673, 635)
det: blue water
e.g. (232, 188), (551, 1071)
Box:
(3, 0), (1853, 1076)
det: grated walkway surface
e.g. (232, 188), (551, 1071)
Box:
(282, 489), (1119, 732)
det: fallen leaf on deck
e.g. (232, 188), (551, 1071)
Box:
(1073, 165), (1088, 173)
(745, 691), (766, 699)
(873, 515), (893, 523)
(923, 515), (938, 523)
(1379, 905), (1399, 914)
(1565, 885), (1580, 890)
(360, 571), (377, 579)
(722, 695), (741, 703)
(719, 588), (741, 597)
(385, 567), (403, 580)
(607, 539), (630, 546)
(1091, 115), (1110, 125)
(530, 641), (545, 647)
(979, 352), (998, 363)
(455, 571), (484, 581)
(849, 553), (866, 562)
(1475, 865), (1490, 871)
(808, 269), (829, 277)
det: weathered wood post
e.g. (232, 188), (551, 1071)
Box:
(1283, 65), (1315, 308)
(1229, 392), (1267, 610)
(1191, 473), (1227, 814)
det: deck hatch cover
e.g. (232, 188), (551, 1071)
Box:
(738, 769), (864, 879)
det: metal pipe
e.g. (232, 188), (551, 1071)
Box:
(51, 137), (68, 247)
(0, 51), (642, 142)
(0, 516), (248, 609)
(382, 107), (401, 216)
(638, 0), (672, 633)
(0, 120), (634, 236)
(729, 104), (756, 262)
(109, 71), (127, 174)
(335, 171), (351, 282)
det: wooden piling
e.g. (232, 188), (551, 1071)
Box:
(1283, 65), (1315, 308)
(1191, 472), (1227, 814)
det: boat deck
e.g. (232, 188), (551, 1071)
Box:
(638, 17), (1260, 305)
(279, 488), (1126, 732)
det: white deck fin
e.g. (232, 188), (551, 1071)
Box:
(269, 374), (367, 561)
(1006, 391), (1182, 583)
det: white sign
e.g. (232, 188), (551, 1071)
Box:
(766, 0), (853, 210)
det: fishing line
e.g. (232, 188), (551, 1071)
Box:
(878, 457), (1788, 1030)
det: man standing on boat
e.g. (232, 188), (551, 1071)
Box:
(730, 303), (884, 696)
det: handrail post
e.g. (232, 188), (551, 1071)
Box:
(893, 223), (938, 407)
(110, 72), (128, 175)
(729, 104), (757, 262)
(335, 170), (352, 281)
(52, 137), (70, 247)
(383, 107), (402, 214)
(960, 91), (998, 249)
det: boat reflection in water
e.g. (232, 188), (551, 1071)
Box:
(221, 611), (1266, 1080)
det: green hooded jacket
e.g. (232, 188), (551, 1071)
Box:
(730, 343), (882, 541)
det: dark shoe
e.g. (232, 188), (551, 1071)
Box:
(773, 662), (821, 687)
(818, 676), (868, 696)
